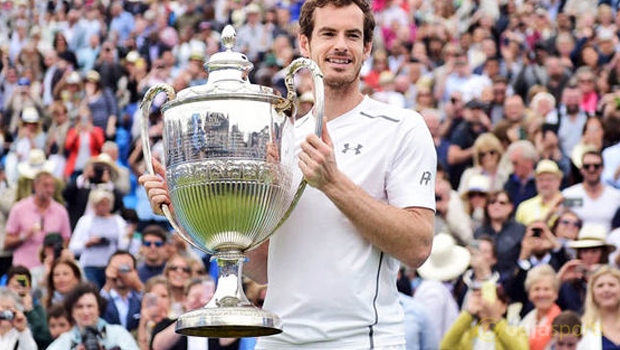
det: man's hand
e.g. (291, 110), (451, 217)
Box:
(138, 157), (170, 216)
(298, 118), (341, 191)
(21, 294), (33, 312)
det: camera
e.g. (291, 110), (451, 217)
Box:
(118, 264), (131, 274)
(531, 228), (543, 237)
(92, 164), (106, 184)
(0, 310), (14, 321)
(97, 237), (111, 247)
(81, 326), (102, 350)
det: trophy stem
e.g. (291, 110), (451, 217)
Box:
(175, 250), (283, 338)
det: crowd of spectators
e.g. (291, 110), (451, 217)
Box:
(0, 0), (620, 349)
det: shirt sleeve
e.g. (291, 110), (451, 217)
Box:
(386, 114), (437, 211)
(68, 216), (90, 255)
(5, 205), (21, 236)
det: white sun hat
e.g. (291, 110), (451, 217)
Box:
(417, 233), (471, 281)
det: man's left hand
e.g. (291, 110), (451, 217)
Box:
(298, 118), (340, 191)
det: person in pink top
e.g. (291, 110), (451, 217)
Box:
(4, 171), (71, 268)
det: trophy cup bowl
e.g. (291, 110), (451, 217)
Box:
(139, 25), (324, 338)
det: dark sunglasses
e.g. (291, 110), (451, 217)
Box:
(170, 265), (191, 273)
(143, 241), (164, 248)
(489, 199), (509, 205)
(582, 163), (602, 171)
(559, 219), (582, 228)
(479, 150), (498, 158)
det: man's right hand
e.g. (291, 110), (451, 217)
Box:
(138, 157), (171, 216)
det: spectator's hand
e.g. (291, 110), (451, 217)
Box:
(298, 118), (341, 191)
(466, 291), (482, 316)
(13, 310), (27, 332)
(119, 267), (143, 291)
(138, 157), (170, 216)
(519, 232), (534, 260)
(21, 293), (33, 312)
(558, 259), (585, 282)
(481, 298), (506, 321)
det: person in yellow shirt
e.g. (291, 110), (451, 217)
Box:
(515, 160), (563, 226)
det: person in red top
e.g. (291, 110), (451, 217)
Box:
(64, 105), (105, 180)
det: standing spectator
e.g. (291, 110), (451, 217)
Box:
(516, 160), (564, 226)
(100, 250), (144, 332)
(109, 2), (135, 47)
(5, 106), (47, 184)
(4, 171), (71, 269)
(84, 70), (119, 140)
(63, 105), (105, 180)
(548, 85), (588, 158)
(602, 119), (620, 189)
(69, 188), (126, 288)
(415, 233), (471, 340)
(562, 150), (620, 231)
(474, 190), (525, 279)
(0, 164), (15, 277)
(504, 140), (538, 207)
(236, 3), (273, 63)
(45, 101), (71, 178)
(3, 77), (43, 136)
(137, 225), (168, 283)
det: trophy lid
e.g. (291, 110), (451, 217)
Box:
(204, 25), (254, 84)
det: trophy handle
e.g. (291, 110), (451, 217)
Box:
(139, 84), (202, 251)
(253, 58), (324, 248)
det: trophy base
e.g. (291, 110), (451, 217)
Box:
(175, 306), (283, 338)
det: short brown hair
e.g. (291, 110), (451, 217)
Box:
(299, 0), (375, 46)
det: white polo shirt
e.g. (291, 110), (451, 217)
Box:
(256, 96), (436, 349)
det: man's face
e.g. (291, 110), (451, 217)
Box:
(492, 83), (506, 103)
(562, 88), (581, 114)
(34, 176), (56, 202)
(504, 97), (524, 123)
(535, 173), (561, 198)
(510, 150), (534, 179)
(299, 4), (371, 90)
(141, 234), (165, 264)
(49, 316), (71, 339)
(72, 293), (99, 328)
(581, 153), (603, 185)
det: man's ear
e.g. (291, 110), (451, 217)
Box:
(363, 41), (372, 61)
(299, 34), (310, 58)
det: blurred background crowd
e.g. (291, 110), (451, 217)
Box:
(0, 0), (620, 349)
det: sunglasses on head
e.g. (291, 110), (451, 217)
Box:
(582, 163), (602, 171)
(143, 241), (164, 248)
(170, 265), (191, 273)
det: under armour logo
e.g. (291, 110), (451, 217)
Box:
(420, 171), (432, 185)
(342, 143), (363, 155)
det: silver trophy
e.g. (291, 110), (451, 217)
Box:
(140, 25), (324, 338)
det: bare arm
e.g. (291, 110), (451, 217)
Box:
(244, 241), (268, 284)
(298, 125), (433, 268)
(447, 144), (473, 165)
(4, 233), (23, 250)
(151, 322), (182, 350)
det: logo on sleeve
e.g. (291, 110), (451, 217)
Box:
(420, 171), (432, 185)
(342, 143), (363, 155)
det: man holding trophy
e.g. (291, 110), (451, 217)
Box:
(140, 0), (436, 348)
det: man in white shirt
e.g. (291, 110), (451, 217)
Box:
(562, 150), (620, 232)
(140, 0), (436, 348)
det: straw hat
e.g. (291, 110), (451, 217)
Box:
(461, 174), (490, 201)
(85, 154), (119, 181)
(417, 233), (471, 281)
(566, 225), (615, 251)
(17, 149), (55, 179)
(21, 106), (40, 123)
(535, 159), (562, 177)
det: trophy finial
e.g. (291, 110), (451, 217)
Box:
(222, 25), (236, 51)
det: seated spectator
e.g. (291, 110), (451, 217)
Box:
(552, 210), (583, 242)
(435, 176), (473, 245)
(44, 258), (82, 309)
(69, 187), (127, 289)
(5, 266), (51, 349)
(474, 190), (525, 279)
(461, 174), (490, 232)
(151, 277), (239, 350)
(440, 286), (528, 350)
(458, 133), (508, 196)
(399, 292), (440, 350)
(137, 225), (169, 283)
(100, 250), (143, 332)
(455, 236), (501, 307)
(519, 264), (562, 350)
(516, 160), (564, 226)
(46, 304), (71, 341)
(47, 283), (140, 350)
(562, 150), (620, 232)
(0, 288), (37, 350)
(504, 140), (538, 207)
(548, 310), (582, 350)
(578, 266), (620, 350)
(415, 233), (471, 340)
